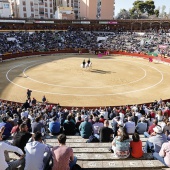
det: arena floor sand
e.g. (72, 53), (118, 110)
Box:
(0, 54), (170, 107)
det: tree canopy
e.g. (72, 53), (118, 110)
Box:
(129, 0), (157, 18)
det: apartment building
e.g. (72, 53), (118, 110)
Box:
(79, 0), (115, 19)
(0, 0), (11, 17)
(55, 6), (75, 19)
(100, 0), (115, 19)
(79, 0), (97, 19)
(56, 0), (78, 19)
(9, 0), (114, 19)
(55, 0), (115, 19)
(10, 0), (54, 18)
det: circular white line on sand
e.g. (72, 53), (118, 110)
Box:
(6, 58), (164, 96)
(22, 59), (147, 88)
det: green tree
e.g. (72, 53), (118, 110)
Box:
(154, 9), (159, 18)
(144, 0), (155, 17)
(129, 0), (156, 18)
(130, 0), (145, 18)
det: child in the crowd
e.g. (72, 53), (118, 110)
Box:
(130, 133), (143, 158)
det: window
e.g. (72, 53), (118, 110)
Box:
(23, 7), (26, 11)
(23, 1), (26, 5)
(39, 9), (44, 14)
(24, 13), (27, 17)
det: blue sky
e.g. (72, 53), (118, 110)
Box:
(115, 0), (170, 16)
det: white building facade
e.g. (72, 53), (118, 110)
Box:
(0, 0), (11, 18)
(55, 0), (115, 19)
(10, 0), (54, 18)
(9, 0), (115, 19)
(55, 0), (78, 19)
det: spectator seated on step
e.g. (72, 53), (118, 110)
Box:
(111, 116), (120, 137)
(99, 120), (113, 142)
(144, 119), (158, 138)
(92, 117), (103, 135)
(13, 123), (32, 153)
(25, 131), (52, 170)
(111, 127), (132, 158)
(49, 116), (60, 135)
(52, 134), (77, 170)
(63, 115), (76, 136)
(144, 125), (167, 153)
(153, 140), (170, 167)
(79, 116), (93, 139)
(130, 133), (143, 158)
(135, 117), (147, 134)
(125, 116), (136, 135)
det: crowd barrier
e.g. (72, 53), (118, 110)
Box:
(0, 49), (90, 61)
(1, 49), (170, 108)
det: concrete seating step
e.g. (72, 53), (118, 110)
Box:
(9, 152), (153, 161)
(46, 134), (147, 139)
(47, 137), (148, 143)
(73, 147), (111, 153)
(47, 142), (146, 147)
(74, 153), (153, 161)
(72, 147), (145, 153)
(77, 160), (165, 169)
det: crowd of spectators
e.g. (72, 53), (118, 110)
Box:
(1, 27), (170, 169)
(1, 96), (170, 169)
(101, 30), (170, 56)
(1, 29), (170, 57)
(0, 30), (100, 54)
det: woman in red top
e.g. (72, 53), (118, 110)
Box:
(130, 133), (143, 158)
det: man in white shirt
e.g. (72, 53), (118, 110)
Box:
(101, 108), (108, 120)
(135, 111), (142, 120)
(21, 108), (28, 118)
(119, 112), (124, 122)
(25, 131), (52, 170)
(0, 126), (25, 170)
(131, 105), (138, 112)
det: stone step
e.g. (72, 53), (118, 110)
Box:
(47, 138), (148, 143)
(46, 134), (147, 139)
(77, 160), (165, 169)
(74, 153), (153, 161)
(9, 152), (153, 161)
(73, 147), (146, 153)
(47, 142), (146, 148)
(73, 148), (111, 153)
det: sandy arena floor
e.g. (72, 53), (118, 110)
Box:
(0, 54), (170, 107)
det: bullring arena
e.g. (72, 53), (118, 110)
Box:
(1, 53), (170, 107)
(1, 19), (170, 170)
